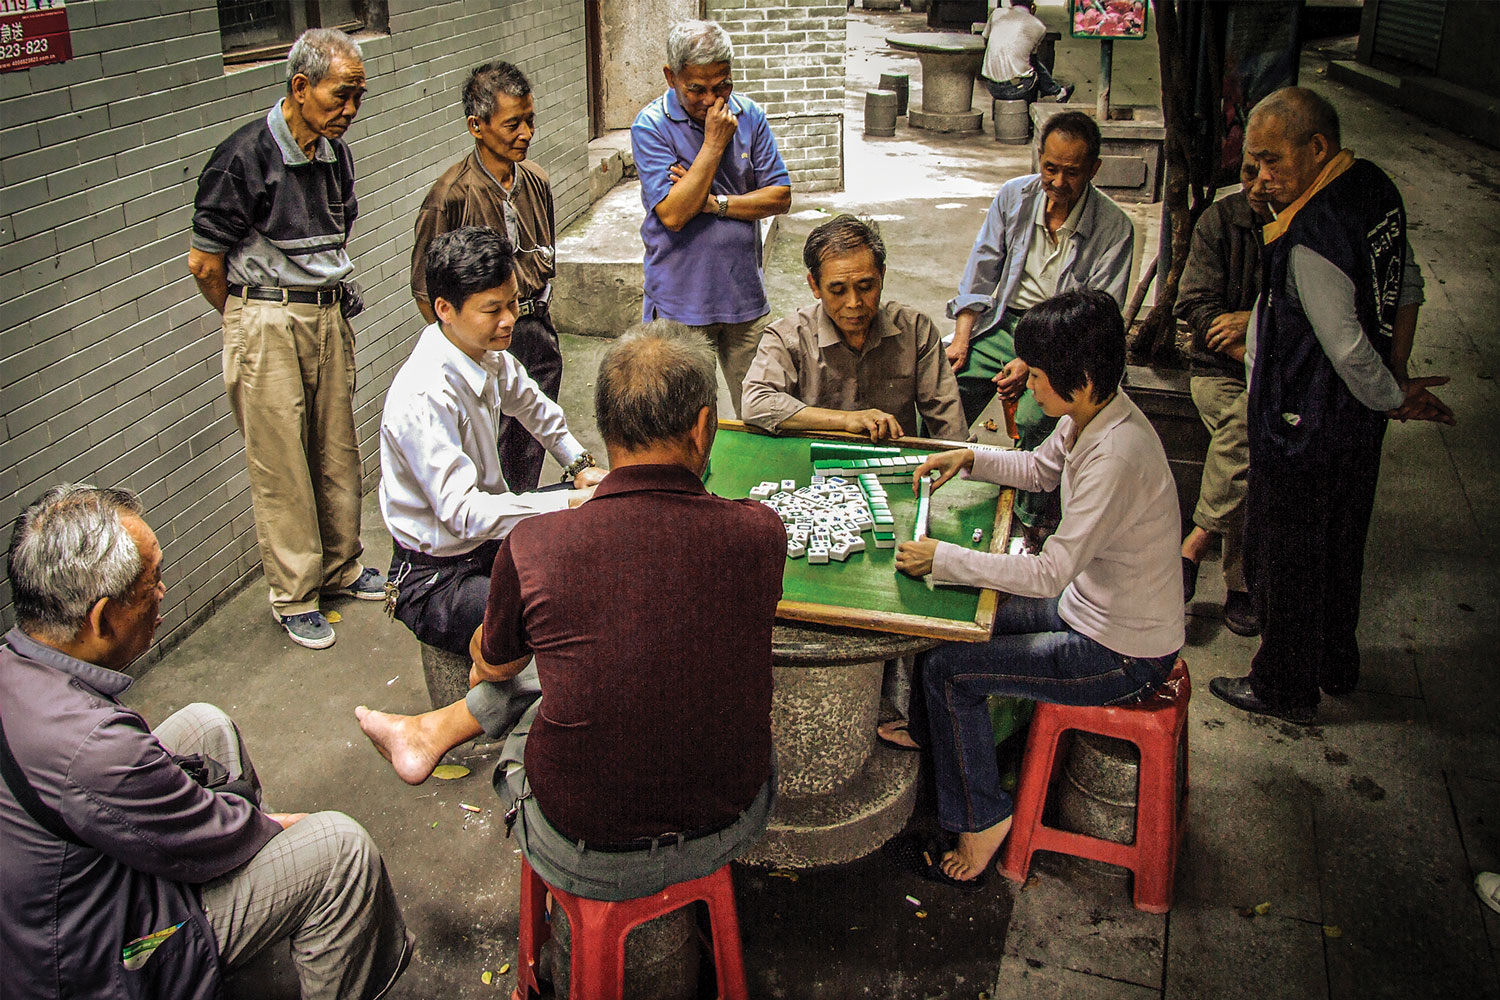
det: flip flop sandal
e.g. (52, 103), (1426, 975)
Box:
(877, 720), (923, 752)
(921, 850), (990, 893)
(881, 832), (941, 877)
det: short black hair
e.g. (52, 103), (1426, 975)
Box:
(463, 61), (531, 122)
(425, 226), (516, 314)
(802, 214), (887, 283)
(1038, 109), (1101, 163)
(1013, 289), (1125, 404)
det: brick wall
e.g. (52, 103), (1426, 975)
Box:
(707, 0), (846, 192)
(0, 0), (590, 657)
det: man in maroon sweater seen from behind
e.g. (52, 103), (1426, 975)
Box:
(357, 320), (783, 899)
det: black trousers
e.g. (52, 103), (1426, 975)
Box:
(387, 540), (501, 657)
(1243, 428), (1385, 711)
(500, 309), (564, 493)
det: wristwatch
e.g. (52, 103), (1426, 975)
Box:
(561, 451), (596, 482)
(715, 194), (730, 218)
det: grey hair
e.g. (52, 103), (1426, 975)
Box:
(7, 484), (145, 643)
(666, 20), (733, 74)
(286, 28), (363, 95)
(463, 60), (532, 123)
(1249, 86), (1341, 149)
(595, 321), (718, 451)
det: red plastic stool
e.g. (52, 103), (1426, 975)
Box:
(510, 856), (749, 1000)
(998, 659), (1191, 914)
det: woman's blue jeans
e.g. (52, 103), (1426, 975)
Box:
(920, 595), (1175, 834)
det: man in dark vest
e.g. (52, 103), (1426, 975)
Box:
(1209, 88), (1454, 725)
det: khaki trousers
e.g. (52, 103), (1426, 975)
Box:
(154, 704), (413, 1000)
(1189, 374), (1249, 593)
(223, 295), (365, 614)
(687, 315), (768, 419)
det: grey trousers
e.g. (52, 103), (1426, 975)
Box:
(466, 690), (776, 901)
(1189, 374), (1250, 593)
(153, 704), (413, 1000)
(692, 315), (769, 419)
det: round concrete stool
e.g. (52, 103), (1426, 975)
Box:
(993, 98), (1030, 144)
(878, 71), (910, 116)
(549, 905), (699, 1000)
(419, 641), (470, 711)
(739, 623), (938, 868)
(863, 0), (901, 10)
(864, 90), (899, 137)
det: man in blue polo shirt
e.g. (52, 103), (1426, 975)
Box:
(631, 19), (792, 416)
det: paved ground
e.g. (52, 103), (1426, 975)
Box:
(121, 6), (1499, 998)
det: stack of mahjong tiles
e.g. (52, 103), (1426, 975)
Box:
(809, 442), (930, 481)
(748, 473), (892, 563)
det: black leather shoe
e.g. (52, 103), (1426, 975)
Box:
(1209, 676), (1315, 724)
(1223, 591), (1260, 636)
(1182, 557), (1200, 602)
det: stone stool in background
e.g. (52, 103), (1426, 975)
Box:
(864, 90), (899, 137)
(878, 71), (909, 116)
(993, 98), (1030, 144)
(511, 857), (749, 1000)
(998, 659), (1191, 913)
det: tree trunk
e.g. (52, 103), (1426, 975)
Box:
(1130, 0), (1219, 365)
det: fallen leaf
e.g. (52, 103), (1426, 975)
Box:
(498, 963), (510, 975)
(432, 765), (471, 780)
(915, 909), (927, 918)
(1323, 924), (1343, 938)
(324, 610), (342, 623)
(481, 970), (493, 985)
(1253, 902), (1271, 915)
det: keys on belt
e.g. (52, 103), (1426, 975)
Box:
(228, 284), (341, 306)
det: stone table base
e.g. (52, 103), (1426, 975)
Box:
(909, 108), (984, 132)
(745, 623), (941, 867)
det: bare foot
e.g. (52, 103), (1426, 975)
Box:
(355, 705), (448, 785)
(877, 719), (921, 750)
(939, 816), (1014, 882)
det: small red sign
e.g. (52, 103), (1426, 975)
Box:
(0, 0), (72, 74)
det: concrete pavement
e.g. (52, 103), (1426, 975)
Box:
(118, 6), (1499, 998)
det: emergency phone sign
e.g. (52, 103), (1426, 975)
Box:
(0, 0), (71, 73)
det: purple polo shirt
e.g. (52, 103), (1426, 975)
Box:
(481, 463), (784, 842)
(632, 89), (790, 326)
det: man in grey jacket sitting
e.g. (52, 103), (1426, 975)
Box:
(948, 110), (1133, 531)
(0, 484), (411, 1000)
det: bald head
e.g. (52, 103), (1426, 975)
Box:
(595, 321), (718, 454)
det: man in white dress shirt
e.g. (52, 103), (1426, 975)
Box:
(380, 226), (606, 711)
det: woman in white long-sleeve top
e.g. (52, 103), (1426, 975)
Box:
(887, 288), (1184, 887)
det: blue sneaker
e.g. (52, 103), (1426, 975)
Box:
(274, 610), (336, 649)
(325, 567), (386, 601)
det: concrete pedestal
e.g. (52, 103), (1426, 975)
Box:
(886, 32), (986, 134)
(419, 641), (469, 712)
(741, 624), (939, 868)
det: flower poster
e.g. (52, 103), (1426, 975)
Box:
(1070, 0), (1149, 40)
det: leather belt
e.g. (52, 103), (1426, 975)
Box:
(556, 812), (741, 854)
(229, 284), (341, 306)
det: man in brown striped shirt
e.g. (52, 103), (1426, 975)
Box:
(411, 61), (561, 493)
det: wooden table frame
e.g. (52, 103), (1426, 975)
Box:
(717, 420), (1014, 642)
